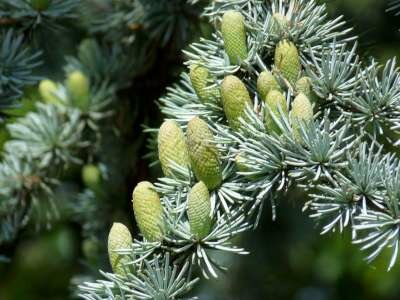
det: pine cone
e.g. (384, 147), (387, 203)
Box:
(187, 117), (222, 190)
(265, 90), (288, 133)
(187, 181), (212, 240)
(30, 0), (51, 11)
(158, 120), (190, 177)
(221, 75), (252, 130)
(66, 71), (90, 111)
(270, 13), (290, 36)
(107, 222), (132, 275)
(221, 11), (248, 65)
(274, 40), (301, 85)
(82, 164), (102, 191)
(295, 76), (318, 104)
(257, 70), (281, 101)
(189, 65), (219, 103)
(39, 80), (60, 105)
(290, 93), (313, 140)
(132, 181), (164, 241)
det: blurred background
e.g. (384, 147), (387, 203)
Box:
(1, 0), (400, 299)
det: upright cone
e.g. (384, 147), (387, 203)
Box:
(187, 117), (222, 190)
(82, 164), (102, 191)
(290, 93), (313, 140)
(108, 222), (133, 275)
(39, 80), (61, 105)
(270, 13), (290, 36)
(67, 70), (90, 111)
(158, 120), (190, 176)
(264, 90), (288, 133)
(189, 65), (219, 103)
(274, 40), (301, 85)
(295, 76), (318, 104)
(221, 11), (248, 65)
(221, 75), (252, 130)
(132, 181), (164, 241)
(187, 181), (212, 240)
(257, 71), (281, 101)
(30, 0), (51, 11)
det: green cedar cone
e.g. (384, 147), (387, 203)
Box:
(274, 40), (301, 85)
(264, 90), (288, 134)
(30, 0), (51, 11)
(257, 70), (281, 101)
(221, 11), (248, 65)
(221, 75), (252, 130)
(158, 120), (190, 176)
(291, 93), (313, 140)
(235, 153), (248, 172)
(66, 71), (90, 111)
(189, 65), (219, 103)
(270, 13), (290, 36)
(107, 222), (133, 275)
(132, 181), (164, 241)
(39, 80), (61, 105)
(82, 164), (102, 190)
(295, 76), (318, 104)
(187, 181), (212, 240)
(187, 117), (222, 190)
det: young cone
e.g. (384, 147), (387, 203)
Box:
(187, 117), (222, 190)
(39, 80), (61, 105)
(264, 90), (288, 134)
(107, 222), (133, 275)
(187, 181), (212, 240)
(257, 70), (281, 101)
(158, 120), (190, 176)
(221, 75), (252, 130)
(189, 65), (219, 103)
(82, 164), (102, 191)
(132, 181), (164, 241)
(30, 0), (51, 11)
(291, 93), (313, 140)
(274, 40), (301, 85)
(270, 13), (290, 36)
(67, 70), (90, 111)
(295, 76), (318, 104)
(221, 11), (248, 65)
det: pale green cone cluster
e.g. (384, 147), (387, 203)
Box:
(82, 164), (102, 191)
(39, 79), (61, 105)
(290, 93), (313, 140)
(274, 40), (301, 85)
(264, 90), (288, 133)
(257, 70), (281, 101)
(221, 11), (248, 65)
(189, 65), (219, 103)
(187, 181), (212, 240)
(270, 13), (290, 36)
(107, 222), (133, 275)
(221, 75), (252, 130)
(67, 70), (90, 111)
(295, 76), (318, 104)
(158, 120), (190, 176)
(132, 181), (164, 241)
(187, 117), (222, 190)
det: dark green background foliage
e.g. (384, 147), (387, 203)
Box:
(1, 0), (400, 299)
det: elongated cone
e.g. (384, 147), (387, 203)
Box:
(108, 222), (133, 275)
(188, 181), (212, 240)
(274, 40), (301, 85)
(257, 71), (281, 101)
(158, 120), (190, 176)
(82, 164), (102, 191)
(221, 11), (248, 65)
(67, 71), (90, 111)
(221, 75), (252, 130)
(270, 13), (290, 36)
(39, 80), (61, 105)
(132, 181), (164, 241)
(291, 93), (313, 140)
(187, 117), (222, 190)
(189, 65), (219, 103)
(235, 153), (248, 172)
(295, 76), (318, 104)
(30, 0), (51, 11)
(264, 90), (288, 133)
